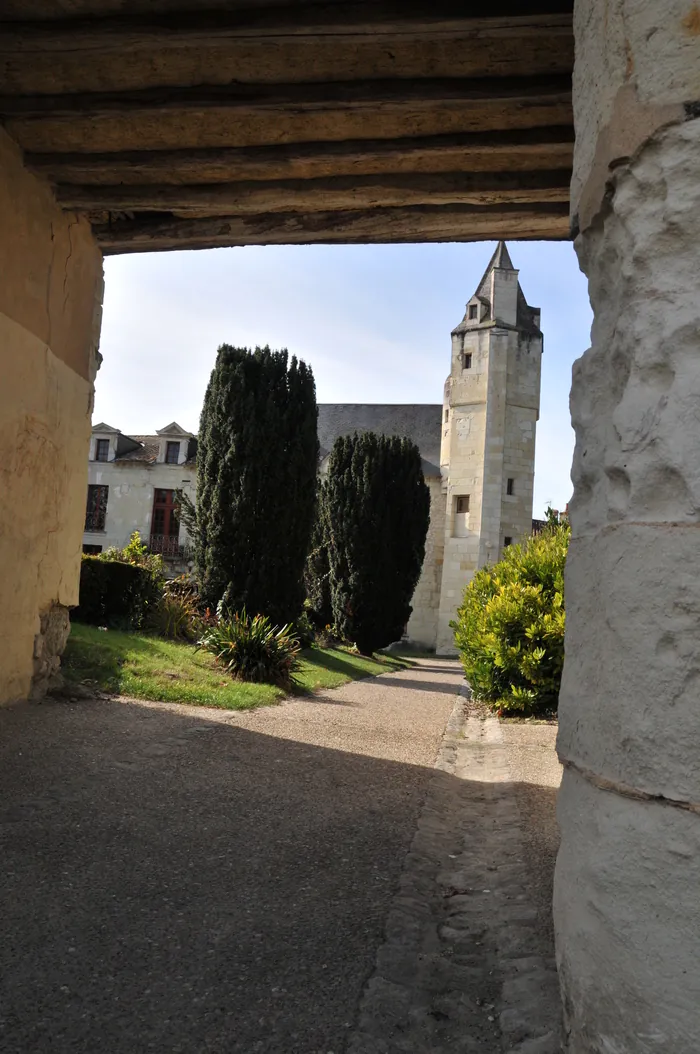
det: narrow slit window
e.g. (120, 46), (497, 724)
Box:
(453, 494), (471, 538)
(444, 408), (449, 423)
(463, 353), (472, 370)
(507, 477), (514, 496)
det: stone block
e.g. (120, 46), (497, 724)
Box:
(558, 525), (700, 800)
(555, 768), (700, 1053)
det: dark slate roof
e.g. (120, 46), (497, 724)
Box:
(113, 435), (197, 466)
(317, 404), (442, 477)
(454, 240), (541, 336)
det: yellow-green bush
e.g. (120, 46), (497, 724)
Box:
(451, 521), (570, 715)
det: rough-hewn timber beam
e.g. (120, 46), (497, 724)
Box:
(56, 169), (571, 214)
(0, 3), (573, 51)
(26, 127), (575, 185)
(0, 75), (572, 120)
(95, 202), (570, 253)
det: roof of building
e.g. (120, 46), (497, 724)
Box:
(109, 434), (198, 466)
(317, 403), (442, 477)
(156, 422), (194, 437)
(92, 407), (442, 476)
(454, 240), (541, 336)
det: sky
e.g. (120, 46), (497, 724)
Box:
(96, 240), (592, 519)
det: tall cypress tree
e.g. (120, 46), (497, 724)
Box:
(304, 479), (333, 629)
(324, 432), (430, 654)
(195, 344), (318, 625)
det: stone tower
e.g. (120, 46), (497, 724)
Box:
(436, 242), (542, 653)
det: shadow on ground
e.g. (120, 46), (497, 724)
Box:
(0, 694), (558, 1054)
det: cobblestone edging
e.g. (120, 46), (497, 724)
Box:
(347, 690), (562, 1054)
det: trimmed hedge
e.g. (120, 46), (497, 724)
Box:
(75, 556), (163, 629)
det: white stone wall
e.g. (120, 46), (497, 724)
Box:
(435, 305), (541, 654)
(83, 460), (196, 553)
(406, 475), (445, 649)
(555, 114), (700, 1054)
(555, 3), (700, 1046)
(499, 335), (541, 549)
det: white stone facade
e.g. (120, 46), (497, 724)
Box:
(434, 242), (542, 653)
(82, 421), (197, 573)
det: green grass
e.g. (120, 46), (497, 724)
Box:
(62, 622), (410, 711)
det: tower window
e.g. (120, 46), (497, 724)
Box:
(444, 409), (449, 423)
(469, 304), (478, 320)
(463, 353), (472, 370)
(507, 477), (515, 496)
(504, 536), (513, 547)
(453, 495), (470, 538)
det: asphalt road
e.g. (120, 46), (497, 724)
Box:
(0, 660), (461, 1054)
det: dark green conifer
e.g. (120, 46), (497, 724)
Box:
(324, 432), (430, 654)
(304, 480), (333, 629)
(195, 344), (318, 625)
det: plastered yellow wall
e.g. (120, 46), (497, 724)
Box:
(0, 127), (103, 703)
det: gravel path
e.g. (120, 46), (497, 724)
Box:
(0, 659), (461, 1054)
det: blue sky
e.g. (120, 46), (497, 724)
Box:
(96, 241), (591, 518)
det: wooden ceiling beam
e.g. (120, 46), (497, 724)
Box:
(0, 75), (571, 120)
(27, 127), (575, 185)
(94, 201), (571, 253)
(56, 169), (571, 214)
(0, 3), (573, 51)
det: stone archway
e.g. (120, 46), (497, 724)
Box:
(1, 2), (699, 1048)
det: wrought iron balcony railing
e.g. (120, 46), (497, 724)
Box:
(148, 534), (193, 560)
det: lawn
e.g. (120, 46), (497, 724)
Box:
(62, 622), (410, 711)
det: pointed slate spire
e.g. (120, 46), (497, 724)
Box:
(474, 240), (516, 301)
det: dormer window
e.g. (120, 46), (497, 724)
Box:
(468, 304), (478, 320)
(95, 438), (110, 462)
(165, 441), (180, 465)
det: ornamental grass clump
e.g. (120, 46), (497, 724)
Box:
(197, 605), (301, 690)
(452, 519), (570, 716)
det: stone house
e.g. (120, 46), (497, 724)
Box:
(83, 242), (541, 652)
(83, 422), (198, 572)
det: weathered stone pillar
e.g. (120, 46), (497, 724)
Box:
(555, 2), (700, 1050)
(0, 128), (103, 703)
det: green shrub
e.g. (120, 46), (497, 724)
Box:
(75, 556), (163, 630)
(452, 521), (570, 716)
(293, 609), (316, 649)
(102, 530), (165, 575)
(148, 578), (200, 641)
(197, 606), (301, 689)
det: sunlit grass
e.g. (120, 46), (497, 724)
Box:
(63, 623), (410, 711)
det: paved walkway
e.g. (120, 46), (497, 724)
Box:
(0, 660), (562, 1053)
